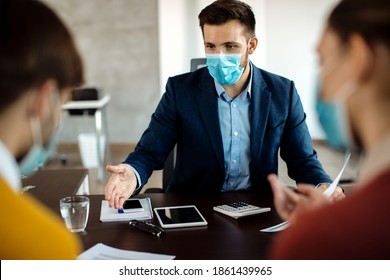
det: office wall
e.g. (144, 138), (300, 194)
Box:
(158, 0), (266, 92)
(45, 0), (339, 144)
(42, 0), (160, 143)
(159, 0), (340, 139)
(263, 0), (340, 138)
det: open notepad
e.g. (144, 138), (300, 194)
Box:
(100, 197), (153, 222)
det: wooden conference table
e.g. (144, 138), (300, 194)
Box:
(25, 169), (283, 260)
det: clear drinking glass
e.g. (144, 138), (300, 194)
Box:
(60, 196), (90, 233)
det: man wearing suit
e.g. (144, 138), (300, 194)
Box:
(105, 0), (344, 209)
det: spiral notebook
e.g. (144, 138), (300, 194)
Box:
(100, 197), (153, 222)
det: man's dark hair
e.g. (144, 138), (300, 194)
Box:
(198, 0), (256, 39)
(328, 0), (390, 48)
(0, 0), (84, 111)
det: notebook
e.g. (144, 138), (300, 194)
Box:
(100, 197), (153, 222)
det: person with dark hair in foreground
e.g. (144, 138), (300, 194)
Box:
(269, 0), (390, 259)
(0, 0), (84, 259)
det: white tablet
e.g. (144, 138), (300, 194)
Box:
(154, 205), (208, 229)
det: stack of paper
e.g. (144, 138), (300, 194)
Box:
(100, 197), (153, 222)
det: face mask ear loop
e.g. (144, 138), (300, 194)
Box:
(26, 90), (44, 150)
(29, 116), (44, 150)
(50, 90), (62, 129)
(336, 82), (357, 103)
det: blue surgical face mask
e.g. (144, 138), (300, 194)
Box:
(19, 121), (59, 177)
(315, 81), (357, 151)
(206, 48), (247, 85)
(19, 92), (61, 177)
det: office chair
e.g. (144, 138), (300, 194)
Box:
(190, 58), (207, 72)
(144, 58), (207, 193)
(61, 87), (111, 181)
(68, 87), (100, 115)
(61, 87), (100, 164)
(162, 147), (176, 190)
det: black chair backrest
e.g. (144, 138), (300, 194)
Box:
(190, 58), (207, 72)
(162, 147), (175, 190)
(68, 87), (100, 116)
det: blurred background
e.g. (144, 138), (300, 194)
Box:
(40, 0), (359, 193)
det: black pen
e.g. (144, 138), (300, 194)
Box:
(129, 220), (165, 237)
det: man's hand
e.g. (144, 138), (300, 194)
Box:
(268, 174), (331, 223)
(104, 164), (138, 209)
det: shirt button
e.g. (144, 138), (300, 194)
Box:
(229, 182), (234, 187)
(234, 131), (238, 136)
(232, 160), (237, 164)
(232, 103), (237, 108)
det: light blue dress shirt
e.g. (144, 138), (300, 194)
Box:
(214, 65), (253, 192)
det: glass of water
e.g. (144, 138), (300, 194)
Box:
(60, 196), (90, 233)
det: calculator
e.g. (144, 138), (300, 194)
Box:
(213, 202), (271, 219)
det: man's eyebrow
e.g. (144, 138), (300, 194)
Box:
(204, 41), (240, 46)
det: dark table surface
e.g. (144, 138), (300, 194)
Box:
(22, 168), (88, 210)
(24, 169), (283, 260)
(79, 193), (282, 260)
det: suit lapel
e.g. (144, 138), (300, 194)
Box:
(250, 67), (271, 163)
(195, 72), (225, 169)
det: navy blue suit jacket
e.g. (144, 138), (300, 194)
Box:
(124, 64), (331, 194)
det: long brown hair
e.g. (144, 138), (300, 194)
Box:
(328, 0), (390, 48)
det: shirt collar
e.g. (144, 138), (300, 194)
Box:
(213, 62), (253, 100)
(0, 141), (22, 192)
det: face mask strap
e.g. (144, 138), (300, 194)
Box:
(29, 89), (62, 150)
(335, 82), (357, 103)
(50, 90), (62, 129)
(319, 43), (350, 80)
(29, 115), (44, 150)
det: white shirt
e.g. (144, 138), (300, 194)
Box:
(0, 141), (21, 192)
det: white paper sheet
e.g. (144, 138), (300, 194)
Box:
(77, 243), (175, 260)
(260, 154), (351, 233)
(323, 153), (351, 197)
(260, 221), (289, 232)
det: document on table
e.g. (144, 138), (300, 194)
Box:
(78, 243), (175, 260)
(260, 154), (351, 233)
(100, 198), (153, 222)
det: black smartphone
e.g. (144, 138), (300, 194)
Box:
(122, 199), (144, 213)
